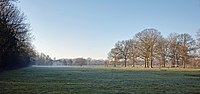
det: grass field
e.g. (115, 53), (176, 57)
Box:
(0, 67), (200, 94)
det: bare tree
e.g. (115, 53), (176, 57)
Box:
(167, 33), (180, 67)
(107, 48), (122, 67)
(127, 39), (138, 67)
(177, 33), (195, 68)
(135, 28), (161, 68)
(115, 40), (131, 67)
(155, 37), (168, 67)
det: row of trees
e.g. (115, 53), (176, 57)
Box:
(33, 53), (106, 66)
(108, 28), (200, 68)
(0, 0), (36, 71)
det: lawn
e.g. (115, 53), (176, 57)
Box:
(0, 67), (199, 94)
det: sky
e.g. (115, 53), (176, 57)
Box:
(17, 0), (200, 59)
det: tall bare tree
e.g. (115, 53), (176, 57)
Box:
(135, 28), (161, 68)
(107, 48), (122, 67)
(177, 33), (195, 68)
(115, 40), (130, 67)
(155, 37), (168, 67)
(167, 33), (180, 67)
(127, 39), (138, 67)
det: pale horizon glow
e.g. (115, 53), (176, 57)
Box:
(18, 0), (200, 59)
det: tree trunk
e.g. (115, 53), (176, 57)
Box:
(124, 58), (127, 67)
(150, 59), (153, 68)
(147, 58), (149, 68)
(162, 55), (166, 67)
(172, 56), (175, 67)
(150, 47), (153, 68)
(144, 57), (147, 68)
(176, 56), (179, 67)
(183, 57), (186, 68)
(114, 62), (116, 67)
(132, 59), (135, 67)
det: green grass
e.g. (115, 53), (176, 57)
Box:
(0, 67), (200, 94)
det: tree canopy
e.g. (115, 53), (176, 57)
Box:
(0, 0), (35, 71)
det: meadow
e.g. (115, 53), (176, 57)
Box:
(0, 66), (199, 94)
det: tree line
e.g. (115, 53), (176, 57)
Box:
(33, 52), (106, 66)
(107, 28), (200, 68)
(0, 0), (36, 71)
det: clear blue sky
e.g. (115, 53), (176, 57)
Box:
(17, 0), (200, 59)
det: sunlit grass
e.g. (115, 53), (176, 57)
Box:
(0, 67), (200, 94)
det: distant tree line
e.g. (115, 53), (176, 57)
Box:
(62, 58), (106, 66)
(33, 53), (106, 66)
(0, 0), (36, 71)
(108, 28), (200, 68)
